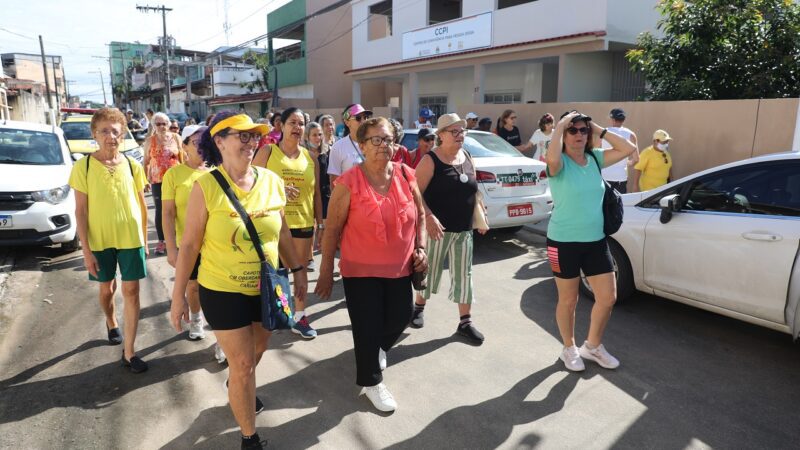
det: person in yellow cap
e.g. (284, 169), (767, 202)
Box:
(169, 111), (308, 450)
(633, 129), (673, 192)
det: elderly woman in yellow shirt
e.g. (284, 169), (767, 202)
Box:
(633, 129), (673, 192)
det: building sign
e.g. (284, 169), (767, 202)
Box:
(131, 73), (147, 90)
(402, 12), (492, 61)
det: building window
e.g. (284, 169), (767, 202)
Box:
(484, 92), (521, 104)
(497, 0), (538, 9)
(429, 0), (461, 25)
(419, 95), (448, 121)
(368, 0), (392, 41)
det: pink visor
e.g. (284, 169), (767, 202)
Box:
(343, 104), (373, 121)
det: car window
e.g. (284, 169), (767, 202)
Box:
(401, 134), (418, 151)
(464, 133), (524, 158)
(683, 161), (800, 217)
(60, 121), (93, 140)
(0, 129), (64, 165)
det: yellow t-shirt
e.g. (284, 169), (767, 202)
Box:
(196, 166), (286, 295)
(68, 155), (147, 251)
(162, 164), (208, 245)
(634, 146), (673, 191)
(264, 144), (316, 229)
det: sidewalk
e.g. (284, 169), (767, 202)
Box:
(523, 218), (548, 237)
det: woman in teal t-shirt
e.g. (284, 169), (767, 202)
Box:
(544, 111), (637, 373)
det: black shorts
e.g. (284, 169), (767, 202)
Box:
(180, 250), (201, 281)
(546, 238), (614, 279)
(199, 285), (262, 330)
(290, 227), (314, 239)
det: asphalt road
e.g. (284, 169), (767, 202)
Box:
(1, 202), (799, 449)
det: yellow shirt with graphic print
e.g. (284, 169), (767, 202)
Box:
(264, 144), (316, 229)
(68, 156), (147, 251)
(162, 163), (207, 244)
(196, 165), (286, 295)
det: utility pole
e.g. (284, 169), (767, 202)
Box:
(90, 69), (108, 105)
(38, 35), (54, 115)
(137, 4), (173, 111)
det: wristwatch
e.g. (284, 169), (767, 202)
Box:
(599, 128), (608, 139)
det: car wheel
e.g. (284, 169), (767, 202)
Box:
(61, 235), (80, 252)
(494, 226), (523, 234)
(579, 239), (635, 302)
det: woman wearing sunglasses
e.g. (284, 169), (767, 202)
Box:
(144, 112), (183, 256)
(633, 129), (673, 192)
(171, 111), (307, 450)
(162, 125), (211, 342)
(410, 113), (486, 344)
(545, 110), (637, 373)
(327, 104), (373, 185)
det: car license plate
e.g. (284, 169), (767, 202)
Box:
(0, 215), (12, 228)
(507, 204), (533, 217)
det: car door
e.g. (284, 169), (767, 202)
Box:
(641, 160), (800, 325)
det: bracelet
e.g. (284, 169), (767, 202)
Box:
(290, 265), (305, 273)
(316, 223), (325, 230)
(599, 128), (608, 139)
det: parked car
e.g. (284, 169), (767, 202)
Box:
(581, 152), (800, 338)
(60, 113), (144, 165)
(0, 120), (79, 250)
(402, 129), (552, 232)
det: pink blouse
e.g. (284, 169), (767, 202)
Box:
(336, 162), (417, 278)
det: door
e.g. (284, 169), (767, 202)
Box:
(642, 160), (800, 324)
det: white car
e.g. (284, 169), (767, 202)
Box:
(582, 152), (800, 338)
(0, 120), (79, 250)
(402, 129), (552, 232)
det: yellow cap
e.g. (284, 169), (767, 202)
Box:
(210, 114), (270, 137)
(653, 129), (672, 141)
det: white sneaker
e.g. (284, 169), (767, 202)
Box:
(214, 343), (227, 364)
(378, 348), (387, 371)
(560, 345), (585, 372)
(188, 316), (206, 340)
(579, 341), (620, 369)
(363, 383), (397, 412)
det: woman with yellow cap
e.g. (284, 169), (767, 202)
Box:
(170, 111), (308, 450)
(633, 129), (673, 192)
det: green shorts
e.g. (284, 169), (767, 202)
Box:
(89, 247), (147, 282)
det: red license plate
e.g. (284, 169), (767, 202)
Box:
(507, 203), (533, 217)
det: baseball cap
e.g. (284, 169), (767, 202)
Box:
(418, 128), (435, 140)
(560, 110), (592, 123)
(181, 124), (207, 141)
(465, 112), (478, 120)
(478, 117), (492, 126)
(210, 114), (269, 137)
(419, 108), (434, 119)
(653, 129), (672, 141)
(609, 108), (626, 120)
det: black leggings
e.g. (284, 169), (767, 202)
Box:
(343, 276), (413, 387)
(151, 182), (164, 241)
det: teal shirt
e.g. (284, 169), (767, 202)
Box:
(546, 149), (606, 242)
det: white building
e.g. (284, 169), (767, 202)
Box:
(348, 0), (661, 124)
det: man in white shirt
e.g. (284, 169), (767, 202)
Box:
(601, 108), (639, 193)
(414, 108), (434, 129)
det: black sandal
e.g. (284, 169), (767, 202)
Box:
(121, 352), (148, 373)
(106, 325), (123, 345)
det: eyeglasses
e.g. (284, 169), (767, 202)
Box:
(445, 128), (466, 137)
(226, 131), (262, 144)
(97, 129), (122, 138)
(566, 126), (590, 135)
(154, 122), (169, 127)
(364, 135), (395, 146)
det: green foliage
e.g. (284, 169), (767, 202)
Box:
(627, 0), (800, 100)
(240, 50), (271, 94)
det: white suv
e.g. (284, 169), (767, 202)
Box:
(0, 120), (79, 250)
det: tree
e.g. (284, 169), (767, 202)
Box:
(626, 0), (800, 100)
(240, 50), (271, 94)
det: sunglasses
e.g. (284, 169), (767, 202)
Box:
(421, 136), (435, 142)
(364, 135), (395, 146)
(352, 114), (372, 122)
(170, 126), (179, 131)
(154, 122), (169, 127)
(226, 131), (262, 144)
(566, 126), (590, 135)
(662, 154), (669, 164)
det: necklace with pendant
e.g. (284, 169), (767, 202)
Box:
(452, 161), (469, 183)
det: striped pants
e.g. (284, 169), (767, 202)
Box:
(422, 230), (474, 304)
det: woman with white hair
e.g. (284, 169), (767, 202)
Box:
(144, 111), (183, 255)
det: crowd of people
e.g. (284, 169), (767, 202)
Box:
(69, 102), (671, 449)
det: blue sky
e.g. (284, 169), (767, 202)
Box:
(0, 0), (292, 103)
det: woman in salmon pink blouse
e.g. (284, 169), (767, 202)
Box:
(315, 117), (427, 413)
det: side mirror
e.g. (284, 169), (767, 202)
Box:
(659, 194), (681, 224)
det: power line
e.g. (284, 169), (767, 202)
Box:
(185, 0), (283, 48)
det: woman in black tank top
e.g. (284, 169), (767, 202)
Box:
(410, 113), (485, 344)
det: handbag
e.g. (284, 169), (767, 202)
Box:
(210, 169), (295, 330)
(398, 165), (428, 291)
(586, 151), (624, 236)
(465, 152), (489, 231)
